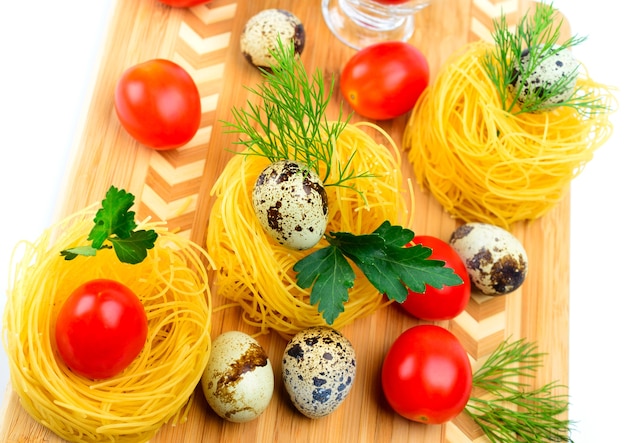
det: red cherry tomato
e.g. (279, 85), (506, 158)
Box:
(340, 41), (429, 120)
(381, 324), (472, 424)
(55, 279), (148, 379)
(158, 0), (210, 7)
(114, 59), (201, 150)
(400, 235), (471, 321)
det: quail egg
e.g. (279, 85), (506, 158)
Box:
(449, 223), (528, 296)
(252, 160), (328, 250)
(240, 9), (305, 69)
(511, 44), (579, 108)
(282, 326), (356, 419)
(201, 331), (274, 423)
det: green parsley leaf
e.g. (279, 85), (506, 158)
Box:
(59, 245), (98, 260)
(371, 221), (415, 248)
(109, 229), (158, 265)
(60, 185), (157, 265)
(88, 186), (137, 248)
(294, 221), (464, 324)
(293, 247), (355, 325)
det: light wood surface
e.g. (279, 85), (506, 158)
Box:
(0, 0), (571, 441)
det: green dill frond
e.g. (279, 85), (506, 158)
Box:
(465, 338), (575, 443)
(222, 38), (373, 190)
(483, 1), (607, 115)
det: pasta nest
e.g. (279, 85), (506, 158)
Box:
(3, 206), (213, 443)
(207, 122), (411, 337)
(404, 40), (616, 230)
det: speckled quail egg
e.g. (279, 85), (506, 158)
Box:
(252, 160), (328, 250)
(240, 9), (305, 69)
(282, 326), (356, 419)
(201, 331), (274, 423)
(511, 44), (579, 108)
(449, 223), (528, 296)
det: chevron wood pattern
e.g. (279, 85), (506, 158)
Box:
(137, 1), (238, 237)
(1, 1), (571, 442)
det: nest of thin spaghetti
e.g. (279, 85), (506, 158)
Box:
(404, 41), (616, 230)
(207, 122), (411, 337)
(3, 207), (212, 443)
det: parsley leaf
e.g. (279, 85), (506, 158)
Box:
(293, 247), (355, 325)
(294, 221), (464, 325)
(88, 186), (137, 248)
(109, 229), (158, 264)
(60, 186), (157, 265)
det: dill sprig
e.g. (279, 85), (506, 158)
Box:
(483, 2), (604, 115)
(465, 338), (574, 443)
(223, 38), (373, 190)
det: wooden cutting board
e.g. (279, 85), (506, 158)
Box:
(0, 0), (571, 441)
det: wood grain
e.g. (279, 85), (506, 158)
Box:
(0, 0), (571, 442)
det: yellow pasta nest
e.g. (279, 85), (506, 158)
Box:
(404, 41), (616, 229)
(207, 122), (411, 337)
(3, 207), (213, 443)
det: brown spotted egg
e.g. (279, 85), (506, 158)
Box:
(282, 326), (356, 419)
(449, 223), (528, 296)
(252, 160), (328, 250)
(240, 9), (305, 69)
(201, 331), (274, 423)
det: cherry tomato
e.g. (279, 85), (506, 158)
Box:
(55, 279), (148, 379)
(400, 235), (471, 321)
(340, 41), (429, 120)
(381, 324), (472, 424)
(158, 0), (210, 6)
(114, 59), (201, 150)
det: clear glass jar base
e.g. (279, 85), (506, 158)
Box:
(322, 0), (416, 50)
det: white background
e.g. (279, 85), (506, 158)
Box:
(0, 1), (624, 441)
